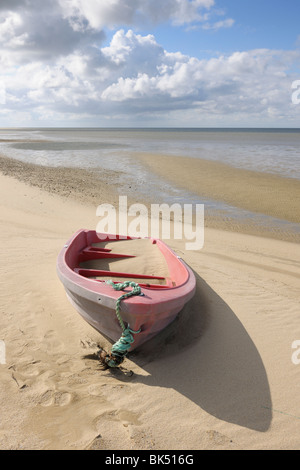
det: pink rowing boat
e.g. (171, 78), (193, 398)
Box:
(57, 229), (196, 352)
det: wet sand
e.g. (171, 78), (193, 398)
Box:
(135, 152), (300, 240)
(0, 154), (121, 207)
(1, 152), (299, 243)
(135, 152), (300, 223)
(0, 155), (300, 450)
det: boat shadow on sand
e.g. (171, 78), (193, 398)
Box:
(126, 271), (272, 433)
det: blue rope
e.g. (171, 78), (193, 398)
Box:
(104, 281), (142, 367)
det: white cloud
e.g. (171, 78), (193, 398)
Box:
(203, 18), (235, 30)
(0, 1), (105, 66)
(167, 0), (216, 26)
(101, 29), (164, 77)
(0, 11), (22, 37)
(0, 1), (299, 126)
(59, 0), (216, 30)
(0, 11), (30, 48)
(0, 0), (220, 69)
(2, 27), (300, 125)
(100, 36), (300, 110)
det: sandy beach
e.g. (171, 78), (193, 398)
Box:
(1, 154), (300, 450)
(135, 152), (300, 242)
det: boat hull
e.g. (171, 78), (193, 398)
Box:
(57, 230), (196, 351)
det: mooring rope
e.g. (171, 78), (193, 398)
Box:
(101, 281), (142, 368)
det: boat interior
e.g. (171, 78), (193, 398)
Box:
(75, 237), (175, 289)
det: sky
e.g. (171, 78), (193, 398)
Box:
(0, 0), (300, 127)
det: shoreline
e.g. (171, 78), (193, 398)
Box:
(0, 154), (121, 207)
(134, 152), (300, 225)
(1, 153), (299, 243)
(0, 160), (300, 449)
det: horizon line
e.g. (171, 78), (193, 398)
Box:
(1, 126), (300, 131)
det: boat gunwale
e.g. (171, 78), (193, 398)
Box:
(57, 231), (196, 313)
(59, 230), (192, 293)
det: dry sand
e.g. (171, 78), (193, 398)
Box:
(0, 155), (300, 450)
(81, 239), (170, 285)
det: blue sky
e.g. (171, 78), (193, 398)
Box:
(0, 0), (299, 127)
(147, 0), (300, 57)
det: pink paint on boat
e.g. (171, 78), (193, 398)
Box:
(57, 230), (196, 351)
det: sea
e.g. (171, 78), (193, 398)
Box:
(0, 127), (300, 236)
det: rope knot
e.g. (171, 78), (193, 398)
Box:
(98, 281), (142, 368)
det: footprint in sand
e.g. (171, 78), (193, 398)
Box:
(88, 383), (129, 397)
(42, 330), (64, 355)
(11, 358), (41, 378)
(17, 362), (41, 377)
(117, 410), (141, 427)
(39, 390), (53, 407)
(54, 391), (72, 406)
(206, 430), (233, 446)
(39, 390), (72, 407)
(89, 408), (144, 451)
